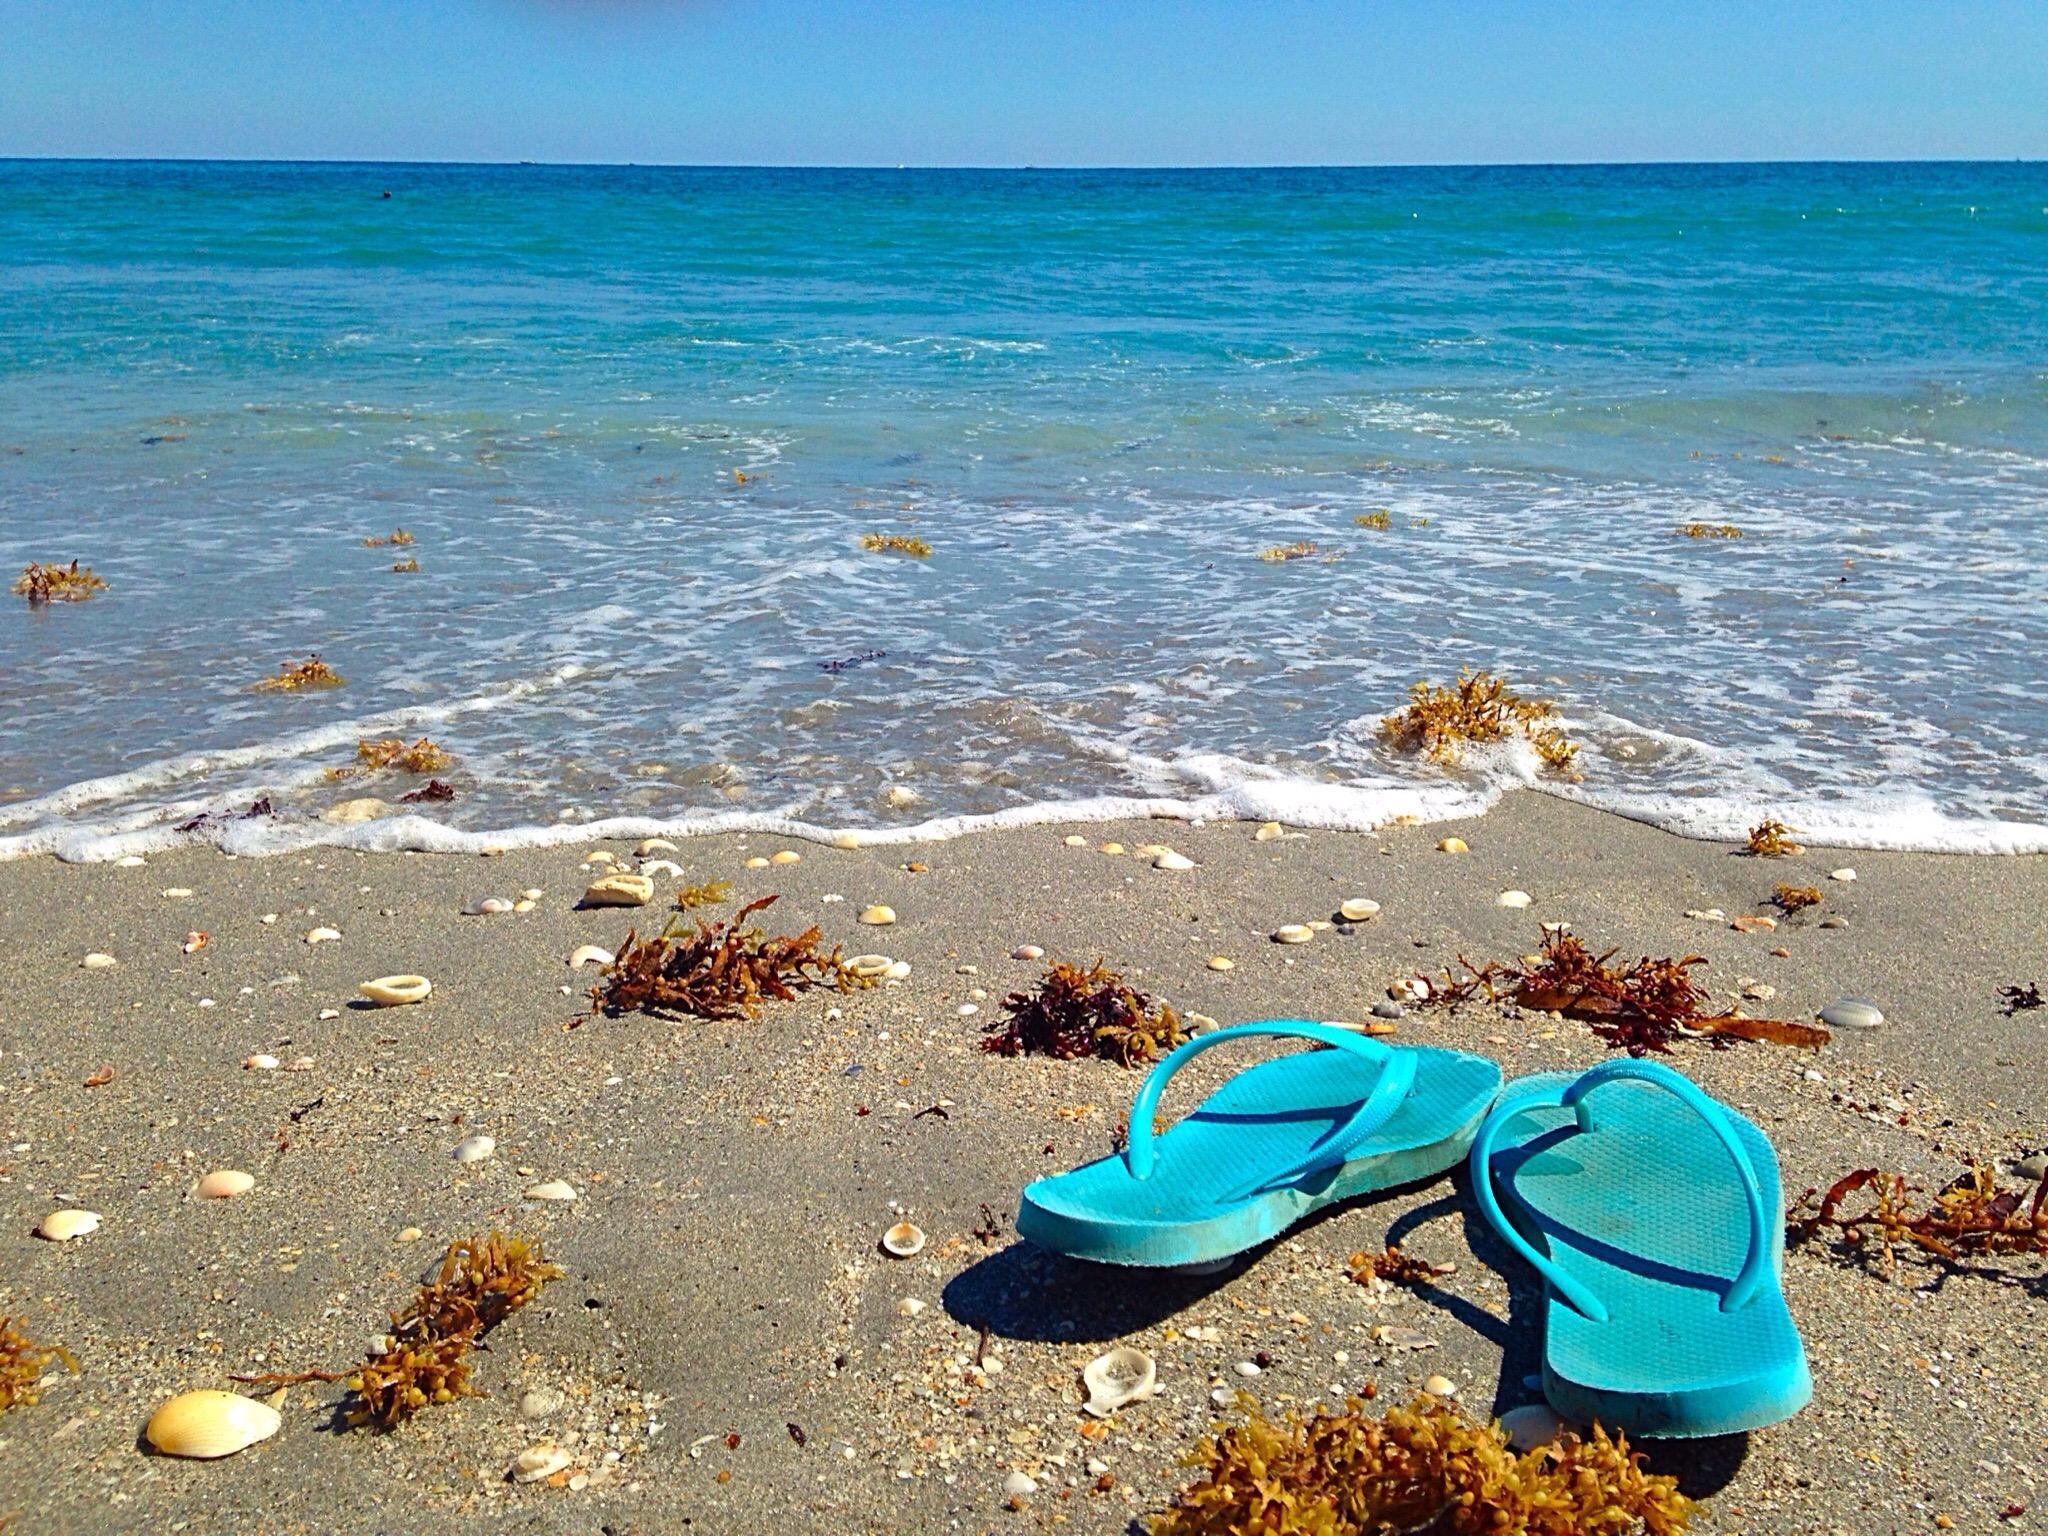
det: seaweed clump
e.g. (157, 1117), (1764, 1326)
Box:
(1675, 523), (1743, 539)
(0, 1317), (77, 1418)
(985, 959), (1188, 1068)
(362, 529), (415, 547)
(1745, 819), (1802, 856)
(674, 878), (734, 911)
(1151, 1391), (1690, 1536)
(859, 533), (932, 558)
(1258, 540), (1322, 562)
(252, 654), (343, 692)
(1424, 927), (1827, 1055)
(1789, 1162), (2048, 1281)
(1770, 883), (1823, 914)
(1998, 981), (2044, 1016)
(1355, 510), (1392, 530)
(592, 894), (869, 1021)
(12, 560), (109, 605)
(1348, 1246), (1455, 1288)
(390, 557), (420, 573)
(1380, 669), (1578, 775)
(344, 736), (454, 775)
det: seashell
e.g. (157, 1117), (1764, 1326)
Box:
(567, 944), (615, 970)
(1003, 1470), (1039, 1500)
(1392, 977), (1431, 1002)
(322, 797), (392, 824)
(525, 1179), (577, 1202)
(582, 850), (616, 865)
(397, 1226), (423, 1244)
(197, 1169), (255, 1199)
(285, 1056), (315, 1071)
(1820, 997), (1884, 1030)
(82, 952), (118, 969)
(1272, 924), (1313, 945)
(636, 838), (679, 857)
(1062, 835), (1087, 847)
(1308, 919), (1333, 931)
(639, 859), (683, 879)
(117, 854), (147, 867)
(832, 831), (862, 850)
(145, 1389), (282, 1459)
(1153, 850), (1195, 871)
(463, 897), (514, 916)
(881, 1220), (926, 1258)
(847, 953), (895, 980)
(512, 1442), (573, 1483)
(884, 784), (922, 809)
(163, 886), (193, 898)
(859, 904), (897, 926)
(452, 1134), (496, 1165)
(1498, 1403), (1567, 1451)
(1829, 867), (1857, 882)
(1496, 889), (1532, 909)
(1098, 842), (1125, 856)
(743, 856), (770, 869)
(884, 960), (912, 981)
(1208, 956), (1235, 971)
(1133, 844), (1169, 858)
(304, 926), (342, 944)
(183, 931), (210, 954)
(520, 888), (544, 901)
(1437, 837), (1469, 854)
(896, 1296), (926, 1317)
(1730, 914), (1777, 933)
(1338, 899), (1381, 922)
(1422, 1374), (1459, 1397)
(513, 899), (537, 913)
(359, 974), (431, 1007)
(244, 1053), (280, 1071)
(771, 850), (802, 865)
(1081, 1346), (1157, 1417)
(1540, 921), (1570, 934)
(1012, 945), (1044, 961)
(1254, 821), (1284, 842)
(581, 873), (653, 908)
(36, 1208), (101, 1241)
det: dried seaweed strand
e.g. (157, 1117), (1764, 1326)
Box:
(12, 559), (108, 604)
(592, 894), (869, 1021)
(0, 1317), (77, 1418)
(985, 959), (1187, 1068)
(1347, 1246), (1455, 1288)
(1380, 669), (1578, 775)
(1789, 1162), (2048, 1279)
(1745, 819), (1801, 856)
(252, 654), (343, 692)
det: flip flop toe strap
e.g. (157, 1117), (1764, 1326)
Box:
(1471, 1059), (1773, 1323)
(1122, 1020), (1418, 1187)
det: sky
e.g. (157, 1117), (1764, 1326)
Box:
(4, 0), (2046, 166)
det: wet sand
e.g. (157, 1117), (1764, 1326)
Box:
(1, 791), (2044, 1534)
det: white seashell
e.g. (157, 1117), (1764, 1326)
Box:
(1099, 841), (1125, 855)
(1208, 956), (1235, 971)
(639, 859), (684, 879)
(741, 855), (769, 869)
(1272, 924), (1313, 945)
(859, 904), (897, 926)
(513, 899), (537, 913)
(512, 1442), (573, 1483)
(582, 873), (653, 907)
(117, 854), (147, 867)
(884, 785), (922, 808)
(1438, 837), (1469, 854)
(304, 926), (342, 944)
(771, 850), (802, 865)
(1498, 1403), (1567, 1451)
(163, 887), (194, 898)
(359, 975), (432, 1007)
(1496, 889), (1533, 909)
(635, 838), (679, 857)
(1081, 1346), (1157, 1417)
(463, 897), (514, 916)
(196, 1169), (255, 1199)
(453, 1134), (496, 1165)
(832, 831), (862, 850)
(82, 952), (118, 969)
(1002, 1470), (1038, 1499)
(1062, 835), (1087, 847)
(567, 944), (615, 970)
(1012, 944), (1044, 961)
(261, 914), (279, 925)
(896, 1297), (927, 1317)
(1829, 867), (1857, 882)
(883, 960), (912, 981)
(521, 888), (545, 901)
(145, 1390), (282, 1459)
(525, 1179), (577, 1202)
(1153, 850), (1195, 871)
(36, 1208), (101, 1241)
(1254, 821), (1285, 842)
(881, 1220), (926, 1258)
(322, 797), (392, 824)
(847, 953), (895, 980)
(397, 1226), (424, 1244)
(244, 1053), (280, 1071)
(583, 850), (616, 865)
(1423, 1374), (1459, 1397)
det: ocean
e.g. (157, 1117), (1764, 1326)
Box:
(2, 159), (2045, 860)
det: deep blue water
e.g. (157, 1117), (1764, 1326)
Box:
(2, 161), (2045, 857)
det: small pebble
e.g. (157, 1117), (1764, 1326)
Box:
(2014, 1152), (2048, 1181)
(1498, 1403), (1565, 1450)
(1233, 1360), (1262, 1378)
(1371, 1000), (1405, 1021)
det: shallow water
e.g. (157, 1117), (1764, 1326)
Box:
(2, 160), (2046, 858)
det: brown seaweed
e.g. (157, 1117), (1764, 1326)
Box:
(1996, 982), (2043, 1016)
(362, 529), (415, 547)
(1354, 510), (1392, 530)
(1789, 1162), (2048, 1280)
(1769, 883), (1823, 914)
(591, 894), (869, 1021)
(859, 533), (932, 557)
(12, 559), (108, 605)
(985, 959), (1188, 1067)
(1150, 1391), (1691, 1536)
(399, 778), (456, 803)
(1258, 540), (1322, 562)
(0, 1317), (77, 1419)
(674, 878), (734, 911)
(344, 736), (453, 775)
(390, 557), (420, 573)
(1675, 522), (1743, 539)
(252, 654), (343, 692)
(1745, 819), (1802, 856)
(1348, 1246), (1455, 1288)
(1380, 669), (1578, 775)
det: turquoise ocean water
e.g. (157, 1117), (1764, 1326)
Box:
(2, 160), (2046, 858)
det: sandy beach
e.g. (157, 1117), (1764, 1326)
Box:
(2, 791), (2045, 1533)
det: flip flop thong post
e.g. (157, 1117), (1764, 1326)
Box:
(1471, 1060), (1812, 1438)
(1016, 1020), (1502, 1268)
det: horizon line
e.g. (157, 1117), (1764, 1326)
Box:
(2, 154), (2043, 172)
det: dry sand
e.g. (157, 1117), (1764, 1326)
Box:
(1, 790), (2044, 1533)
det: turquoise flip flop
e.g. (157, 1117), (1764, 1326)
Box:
(1016, 1021), (1503, 1268)
(1470, 1060), (1812, 1438)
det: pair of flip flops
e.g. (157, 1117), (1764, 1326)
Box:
(1015, 1020), (1811, 1439)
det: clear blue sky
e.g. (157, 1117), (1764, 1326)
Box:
(5, 0), (2046, 166)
